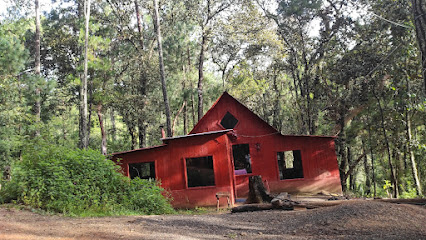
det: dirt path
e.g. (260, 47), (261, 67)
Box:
(1, 201), (425, 240)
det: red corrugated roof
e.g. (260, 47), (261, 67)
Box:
(161, 129), (231, 141)
(112, 144), (167, 156)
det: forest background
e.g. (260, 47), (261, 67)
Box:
(0, 0), (425, 199)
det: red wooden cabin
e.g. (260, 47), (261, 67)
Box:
(112, 92), (342, 208)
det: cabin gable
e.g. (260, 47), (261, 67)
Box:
(190, 92), (276, 136)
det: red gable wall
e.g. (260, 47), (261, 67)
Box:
(190, 92), (276, 136)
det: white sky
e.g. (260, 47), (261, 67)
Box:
(0, 0), (54, 19)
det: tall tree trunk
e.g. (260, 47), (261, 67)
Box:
(407, 112), (423, 195)
(135, 1), (147, 148)
(34, 0), (41, 136)
(348, 147), (356, 191)
(134, 0), (144, 50)
(191, 91), (196, 127)
(412, 0), (426, 92)
(272, 73), (281, 130)
(367, 107), (377, 197)
(153, 0), (172, 137)
(182, 61), (188, 135)
(110, 108), (116, 142)
(338, 140), (348, 192)
(374, 93), (397, 198)
(128, 123), (137, 150)
(79, 0), (90, 149)
(97, 104), (107, 155)
(197, 30), (207, 121)
(362, 140), (371, 195)
(87, 83), (93, 146)
(138, 121), (146, 148)
(337, 110), (348, 192)
(392, 148), (400, 197)
(172, 101), (186, 136)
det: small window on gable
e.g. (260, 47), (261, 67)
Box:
(129, 162), (155, 180)
(186, 156), (215, 188)
(220, 111), (238, 129)
(277, 150), (303, 180)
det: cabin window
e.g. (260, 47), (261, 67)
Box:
(277, 150), (303, 180)
(129, 162), (155, 180)
(186, 156), (215, 188)
(232, 144), (252, 175)
(220, 111), (238, 129)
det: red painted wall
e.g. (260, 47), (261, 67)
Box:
(190, 92), (342, 197)
(114, 132), (236, 208)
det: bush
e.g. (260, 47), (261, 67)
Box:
(0, 146), (174, 216)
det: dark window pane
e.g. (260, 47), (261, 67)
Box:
(232, 144), (251, 174)
(186, 156), (215, 188)
(220, 112), (238, 129)
(277, 150), (303, 180)
(129, 162), (155, 180)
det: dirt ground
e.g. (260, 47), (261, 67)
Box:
(0, 200), (425, 240)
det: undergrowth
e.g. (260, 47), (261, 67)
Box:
(0, 145), (174, 216)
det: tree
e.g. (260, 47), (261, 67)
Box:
(153, 0), (172, 137)
(79, 0), (91, 149)
(187, 0), (234, 120)
(34, 0), (41, 136)
(411, 0), (426, 92)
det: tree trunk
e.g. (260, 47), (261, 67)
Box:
(246, 175), (274, 204)
(138, 120), (146, 148)
(191, 91), (196, 127)
(183, 91), (188, 135)
(412, 0), (426, 92)
(197, 30), (207, 121)
(153, 0), (172, 137)
(367, 107), (377, 197)
(127, 122), (137, 150)
(87, 83), (93, 146)
(34, 0), (41, 136)
(97, 104), (107, 155)
(337, 112), (348, 192)
(375, 93), (397, 198)
(79, 0), (90, 149)
(272, 73), (281, 130)
(172, 101), (186, 136)
(182, 56), (188, 135)
(134, 0), (144, 50)
(110, 108), (116, 142)
(347, 147), (356, 191)
(407, 112), (422, 195)
(362, 140), (371, 195)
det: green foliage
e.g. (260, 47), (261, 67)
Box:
(0, 146), (174, 216)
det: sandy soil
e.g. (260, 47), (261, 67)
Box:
(0, 200), (425, 240)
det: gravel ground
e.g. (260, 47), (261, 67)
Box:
(0, 200), (425, 240)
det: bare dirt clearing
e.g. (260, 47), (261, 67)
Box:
(1, 200), (425, 240)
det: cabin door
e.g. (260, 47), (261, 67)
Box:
(231, 144), (251, 198)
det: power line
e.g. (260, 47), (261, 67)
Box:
(356, 1), (412, 30)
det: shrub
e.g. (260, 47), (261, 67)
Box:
(0, 146), (174, 216)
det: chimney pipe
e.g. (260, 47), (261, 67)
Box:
(160, 125), (166, 139)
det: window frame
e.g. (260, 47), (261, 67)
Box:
(232, 144), (252, 175)
(219, 111), (240, 130)
(276, 150), (304, 180)
(184, 155), (216, 189)
(128, 161), (156, 180)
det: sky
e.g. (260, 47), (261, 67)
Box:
(0, 0), (55, 19)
